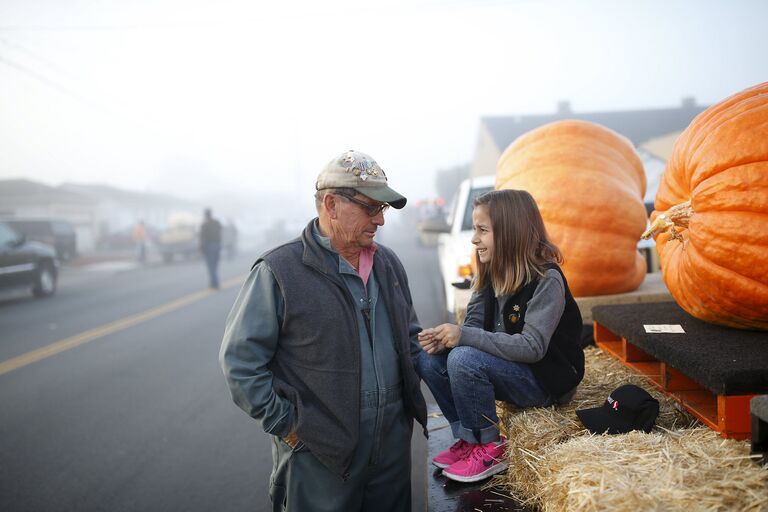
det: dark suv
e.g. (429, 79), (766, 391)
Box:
(0, 222), (58, 297)
(0, 218), (77, 262)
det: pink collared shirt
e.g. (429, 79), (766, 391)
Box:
(357, 244), (378, 291)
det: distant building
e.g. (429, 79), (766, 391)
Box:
(0, 179), (201, 253)
(469, 98), (708, 201)
(0, 179), (99, 250)
(61, 183), (201, 237)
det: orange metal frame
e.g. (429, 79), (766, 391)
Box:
(593, 321), (754, 440)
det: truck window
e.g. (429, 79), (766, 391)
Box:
(461, 186), (493, 231)
(444, 191), (459, 229)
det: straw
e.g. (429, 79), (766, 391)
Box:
(488, 346), (768, 511)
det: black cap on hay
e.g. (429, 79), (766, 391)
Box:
(576, 384), (660, 435)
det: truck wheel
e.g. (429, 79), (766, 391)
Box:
(32, 262), (57, 297)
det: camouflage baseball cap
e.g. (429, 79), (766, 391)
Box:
(315, 150), (407, 209)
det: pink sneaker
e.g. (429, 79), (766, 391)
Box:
(442, 439), (507, 483)
(431, 439), (474, 469)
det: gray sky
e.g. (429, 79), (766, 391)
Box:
(1, 0), (767, 205)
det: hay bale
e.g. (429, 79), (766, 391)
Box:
(533, 429), (768, 511)
(492, 346), (768, 510)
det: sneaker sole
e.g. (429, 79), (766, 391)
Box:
(442, 462), (507, 483)
(431, 460), (451, 469)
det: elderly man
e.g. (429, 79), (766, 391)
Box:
(220, 150), (428, 511)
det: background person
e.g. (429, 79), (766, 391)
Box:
(417, 189), (585, 483)
(132, 220), (147, 264)
(219, 150), (428, 511)
(199, 208), (222, 289)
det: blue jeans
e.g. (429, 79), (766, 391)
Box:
(416, 346), (553, 444)
(202, 244), (220, 288)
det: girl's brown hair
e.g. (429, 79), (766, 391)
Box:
(472, 189), (563, 296)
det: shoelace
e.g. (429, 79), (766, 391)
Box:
(467, 442), (501, 464)
(450, 440), (472, 456)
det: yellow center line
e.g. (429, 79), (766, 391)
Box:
(0, 274), (246, 377)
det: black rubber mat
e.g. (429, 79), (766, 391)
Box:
(592, 301), (768, 395)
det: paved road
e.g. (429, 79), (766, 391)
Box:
(0, 221), (444, 512)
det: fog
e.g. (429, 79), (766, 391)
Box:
(1, 0), (768, 245)
(1, 4), (767, 509)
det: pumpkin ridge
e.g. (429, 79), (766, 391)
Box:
(682, 242), (768, 324)
(653, 175), (690, 212)
(675, 91), (768, 187)
(682, 87), (768, 149)
(501, 120), (645, 189)
(689, 149), (768, 183)
(688, 215), (768, 284)
(692, 163), (768, 204)
(691, 211), (768, 241)
(536, 207), (645, 240)
(684, 106), (768, 178)
(545, 219), (645, 249)
(665, 222), (768, 328)
(669, 245), (753, 327)
(693, 204), (768, 216)
(687, 132), (768, 187)
(498, 172), (644, 206)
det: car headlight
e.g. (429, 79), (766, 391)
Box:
(457, 263), (473, 279)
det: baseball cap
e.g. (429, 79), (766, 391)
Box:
(575, 384), (660, 435)
(316, 150), (407, 209)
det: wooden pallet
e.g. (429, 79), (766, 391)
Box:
(594, 321), (755, 440)
(752, 396), (768, 465)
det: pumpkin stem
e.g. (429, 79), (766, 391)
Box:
(641, 200), (693, 241)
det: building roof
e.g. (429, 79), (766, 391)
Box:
(61, 183), (200, 209)
(640, 130), (684, 161)
(0, 179), (95, 204)
(0, 179), (199, 212)
(482, 99), (707, 153)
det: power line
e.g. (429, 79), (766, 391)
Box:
(0, 53), (92, 106)
(0, 36), (72, 78)
(0, 52), (154, 136)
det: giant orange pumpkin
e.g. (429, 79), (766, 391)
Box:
(496, 120), (647, 297)
(643, 82), (768, 330)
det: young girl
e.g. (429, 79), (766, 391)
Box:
(417, 189), (584, 483)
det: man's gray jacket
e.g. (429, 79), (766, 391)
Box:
(220, 220), (428, 477)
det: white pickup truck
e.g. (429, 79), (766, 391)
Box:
(422, 175), (495, 321)
(423, 174), (659, 322)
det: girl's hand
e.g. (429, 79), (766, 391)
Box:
(433, 323), (461, 349)
(418, 328), (445, 354)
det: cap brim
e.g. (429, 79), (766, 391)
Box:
(355, 186), (407, 209)
(576, 406), (635, 435)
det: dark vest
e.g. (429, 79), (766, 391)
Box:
(482, 263), (584, 398)
(260, 220), (427, 477)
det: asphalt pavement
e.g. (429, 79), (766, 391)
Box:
(0, 222), (444, 512)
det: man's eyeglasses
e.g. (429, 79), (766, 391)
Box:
(335, 192), (390, 217)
